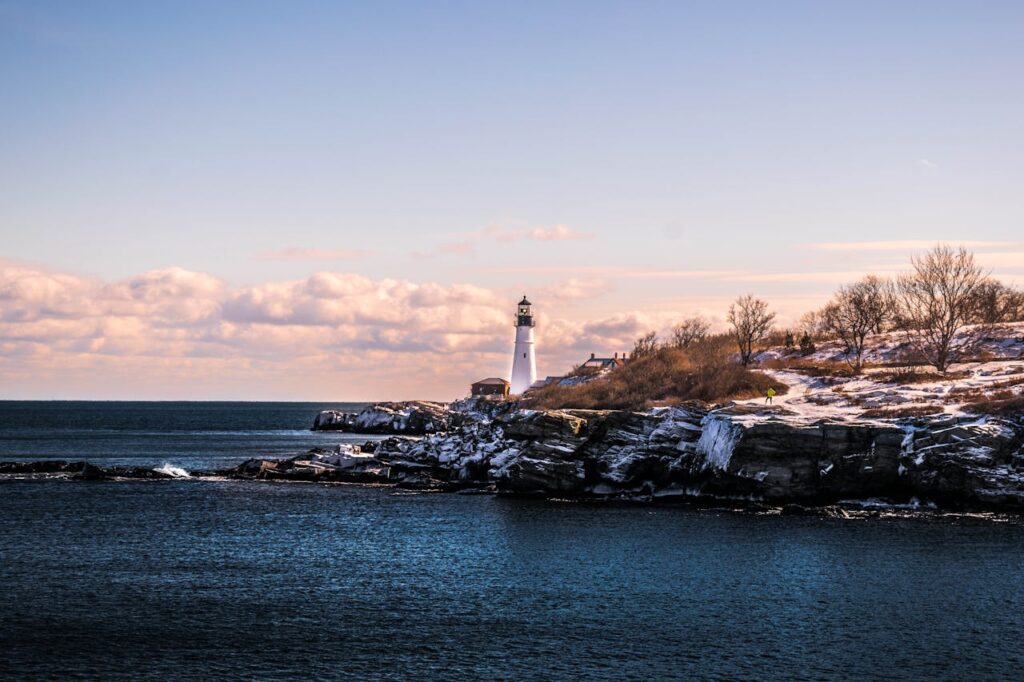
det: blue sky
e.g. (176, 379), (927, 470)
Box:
(1, 1), (1023, 399)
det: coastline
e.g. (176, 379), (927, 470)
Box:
(5, 396), (1023, 519)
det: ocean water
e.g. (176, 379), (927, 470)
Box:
(2, 403), (1024, 680)
(0, 400), (372, 470)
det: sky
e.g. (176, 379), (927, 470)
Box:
(1, 1), (1023, 400)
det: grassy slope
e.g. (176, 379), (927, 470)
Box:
(524, 335), (787, 411)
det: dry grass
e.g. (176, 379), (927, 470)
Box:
(758, 357), (883, 379)
(524, 335), (787, 411)
(859, 405), (945, 419)
(962, 395), (1024, 417)
(872, 369), (971, 385)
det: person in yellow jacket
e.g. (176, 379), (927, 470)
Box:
(766, 387), (776, 405)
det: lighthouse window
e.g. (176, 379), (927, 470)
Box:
(523, 353), (526, 358)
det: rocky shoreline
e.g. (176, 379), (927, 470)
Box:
(5, 399), (1024, 515)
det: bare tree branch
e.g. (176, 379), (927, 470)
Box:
(727, 295), (775, 366)
(895, 245), (985, 372)
(669, 316), (710, 349)
(821, 276), (893, 372)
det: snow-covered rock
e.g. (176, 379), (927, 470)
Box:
(11, 402), (1024, 511)
(313, 401), (452, 435)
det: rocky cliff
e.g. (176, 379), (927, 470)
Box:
(269, 402), (1024, 511)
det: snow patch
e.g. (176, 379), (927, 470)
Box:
(697, 413), (743, 472)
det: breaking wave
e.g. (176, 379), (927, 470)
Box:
(154, 463), (191, 478)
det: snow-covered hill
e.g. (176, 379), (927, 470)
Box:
(747, 322), (1024, 421)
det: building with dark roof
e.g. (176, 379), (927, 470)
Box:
(578, 352), (629, 373)
(470, 377), (510, 398)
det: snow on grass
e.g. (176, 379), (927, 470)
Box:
(741, 323), (1024, 424)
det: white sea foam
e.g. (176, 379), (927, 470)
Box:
(154, 463), (191, 478)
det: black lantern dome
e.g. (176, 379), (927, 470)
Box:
(516, 296), (535, 327)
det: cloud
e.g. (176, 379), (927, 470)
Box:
(255, 248), (373, 261)
(538, 277), (612, 301)
(437, 241), (476, 256)
(976, 252), (1024, 271)
(417, 223), (591, 257)
(481, 266), (748, 279)
(1, 262), (705, 399)
(801, 240), (1018, 252)
(724, 270), (900, 284)
(482, 223), (590, 243)
(0, 264), (535, 398)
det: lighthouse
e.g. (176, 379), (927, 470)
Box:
(510, 296), (537, 395)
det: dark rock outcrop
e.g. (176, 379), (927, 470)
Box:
(0, 460), (176, 480)
(312, 401), (451, 435)
(306, 404), (1024, 511)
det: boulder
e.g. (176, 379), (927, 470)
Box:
(496, 410), (586, 440)
(0, 460), (71, 474)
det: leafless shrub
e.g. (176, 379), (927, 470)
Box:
(1003, 288), (1024, 322)
(968, 279), (1024, 325)
(863, 274), (898, 333)
(669, 316), (710, 349)
(727, 294), (775, 366)
(798, 310), (827, 339)
(895, 245), (986, 372)
(631, 331), (659, 358)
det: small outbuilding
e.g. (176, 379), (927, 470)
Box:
(471, 377), (510, 398)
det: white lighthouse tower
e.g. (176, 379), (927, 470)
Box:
(510, 295), (537, 395)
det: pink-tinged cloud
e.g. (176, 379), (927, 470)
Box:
(724, 270), (901, 284)
(482, 223), (590, 242)
(255, 248), (374, 261)
(976, 252), (1024, 271)
(538, 277), (612, 301)
(0, 261), (849, 400)
(437, 241), (476, 256)
(481, 265), (750, 279)
(0, 264), (533, 399)
(802, 240), (1019, 252)
(524, 224), (589, 240)
(418, 223), (591, 257)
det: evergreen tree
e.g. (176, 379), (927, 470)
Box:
(799, 332), (816, 356)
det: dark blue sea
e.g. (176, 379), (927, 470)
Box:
(2, 402), (1024, 680)
(0, 400), (372, 470)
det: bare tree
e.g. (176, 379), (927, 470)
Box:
(861, 274), (897, 334)
(968, 279), (1023, 325)
(727, 295), (775, 366)
(632, 331), (659, 358)
(895, 245), (985, 372)
(1003, 287), (1024, 322)
(821, 277), (889, 372)
(798, 309), (827, 339)
(669, 316), (710, 349)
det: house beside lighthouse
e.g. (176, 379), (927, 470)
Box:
(509, 295), (537, 395)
